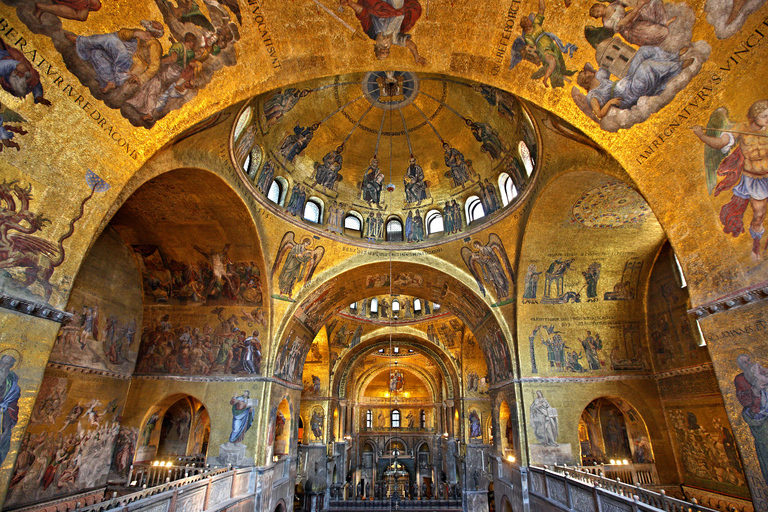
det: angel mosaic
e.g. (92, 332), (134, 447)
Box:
(0, 103), (29, 153)
(572, 0), (709, 131)
(271, 232), (325, 301)
(461, 234), (515, 306)
(509, 0), (579, 89)
(693, 100), (768, 261)
(9, 0), (242, 128)
(338, 0), (427, 65)
(704, 0), (766, 39)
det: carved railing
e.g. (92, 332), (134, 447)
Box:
(126, 462), (211, 488)
(329, 498), (463, 510)
(529, 465), (750, 512)
(571, 462), (660, 485)
(5, 488), (106, 512)
(73, 466), (252, 512)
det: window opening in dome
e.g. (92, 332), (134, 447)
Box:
(371, 298), (379, 313)
(242, 153), (251, 174)
(499, 173), (518, 206)
(433, 303), (440, 311)
(426, 209), (444, 235)
(392, 300), (400, 313)
(414, 299), (421, 312)
(267, 181), (282, 204)
(466, 196), (485, 223)
(345, 214), (362, 231)
(673, 253), (687, 288)
(519, 141), (534, 176)
(303, 200), (321, 223)
(233, 106), (253, 142)
(387, 218), (404, 242)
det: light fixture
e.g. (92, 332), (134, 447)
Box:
(610, 459), (616, 465)
(507, 455), (515, 463)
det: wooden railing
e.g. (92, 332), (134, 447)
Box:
(529, 465), (751, 512)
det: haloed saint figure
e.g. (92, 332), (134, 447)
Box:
(0, 354), (20, 464)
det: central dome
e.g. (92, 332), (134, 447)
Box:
(231, 72), (538, 246)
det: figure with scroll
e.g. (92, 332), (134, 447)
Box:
(461, 233), (515, 305)
(271, 232), (325, 300)
(361, 158), (385, 207)
(443, 143), (472, 188)
(404, 157), (428, 203)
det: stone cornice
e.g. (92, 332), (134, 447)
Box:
(46, 362), (131, 380)
(514, 363), (713, 384)
(689, 281), (768, 320)
(0, 293), (72, 323)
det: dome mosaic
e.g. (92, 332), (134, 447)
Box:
(231, 72), (539, 246)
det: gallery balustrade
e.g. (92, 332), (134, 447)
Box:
(530, 465), (752, 512)
(6, 466), (254, 512)
(571, 462), (660, 486)
(127, 461), (211, 488)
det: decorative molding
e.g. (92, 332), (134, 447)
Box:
(516, 374), (654, 384)
(46, 362), (131, 380)
(338, 310), (452, 326)
(654, 362), (713, 380)
(132, 374), (303, 389)
(689, 281), (768, 319)
(516, 363), (713, 384)
(0, 294), (72, 323)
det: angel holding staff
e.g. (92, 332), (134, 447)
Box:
(693, 100), (768, 261)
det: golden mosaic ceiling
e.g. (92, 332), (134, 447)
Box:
(232, 71), (538, 243)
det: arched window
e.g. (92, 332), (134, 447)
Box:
(243, 145), (263, 181)
(370, 298), (379, 313)
(391, 409), (401, 428)
(267, 180), (282, 204)
(303, 199), (322, 223)
(242, 152), (251, 174)
(350, 302), (357, 312)
(498, 173), (518, 207)
(433, 303), (440, 311)
(386, 218), (404, 242)
(414, 298), (421, 313)
(519, 141), (534, 176)
(392, 300), (400, 314)
(426, 209), (444, 235)
(345, 213), (362, 232)
(420, 410), (426, 429)
(233, 105), (253, 141)
(366, 410), (372, 429)
(465, 196), (485, 223)
(673, 252), (687, 288)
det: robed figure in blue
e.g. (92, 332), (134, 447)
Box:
(229, 390), (255, 443)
